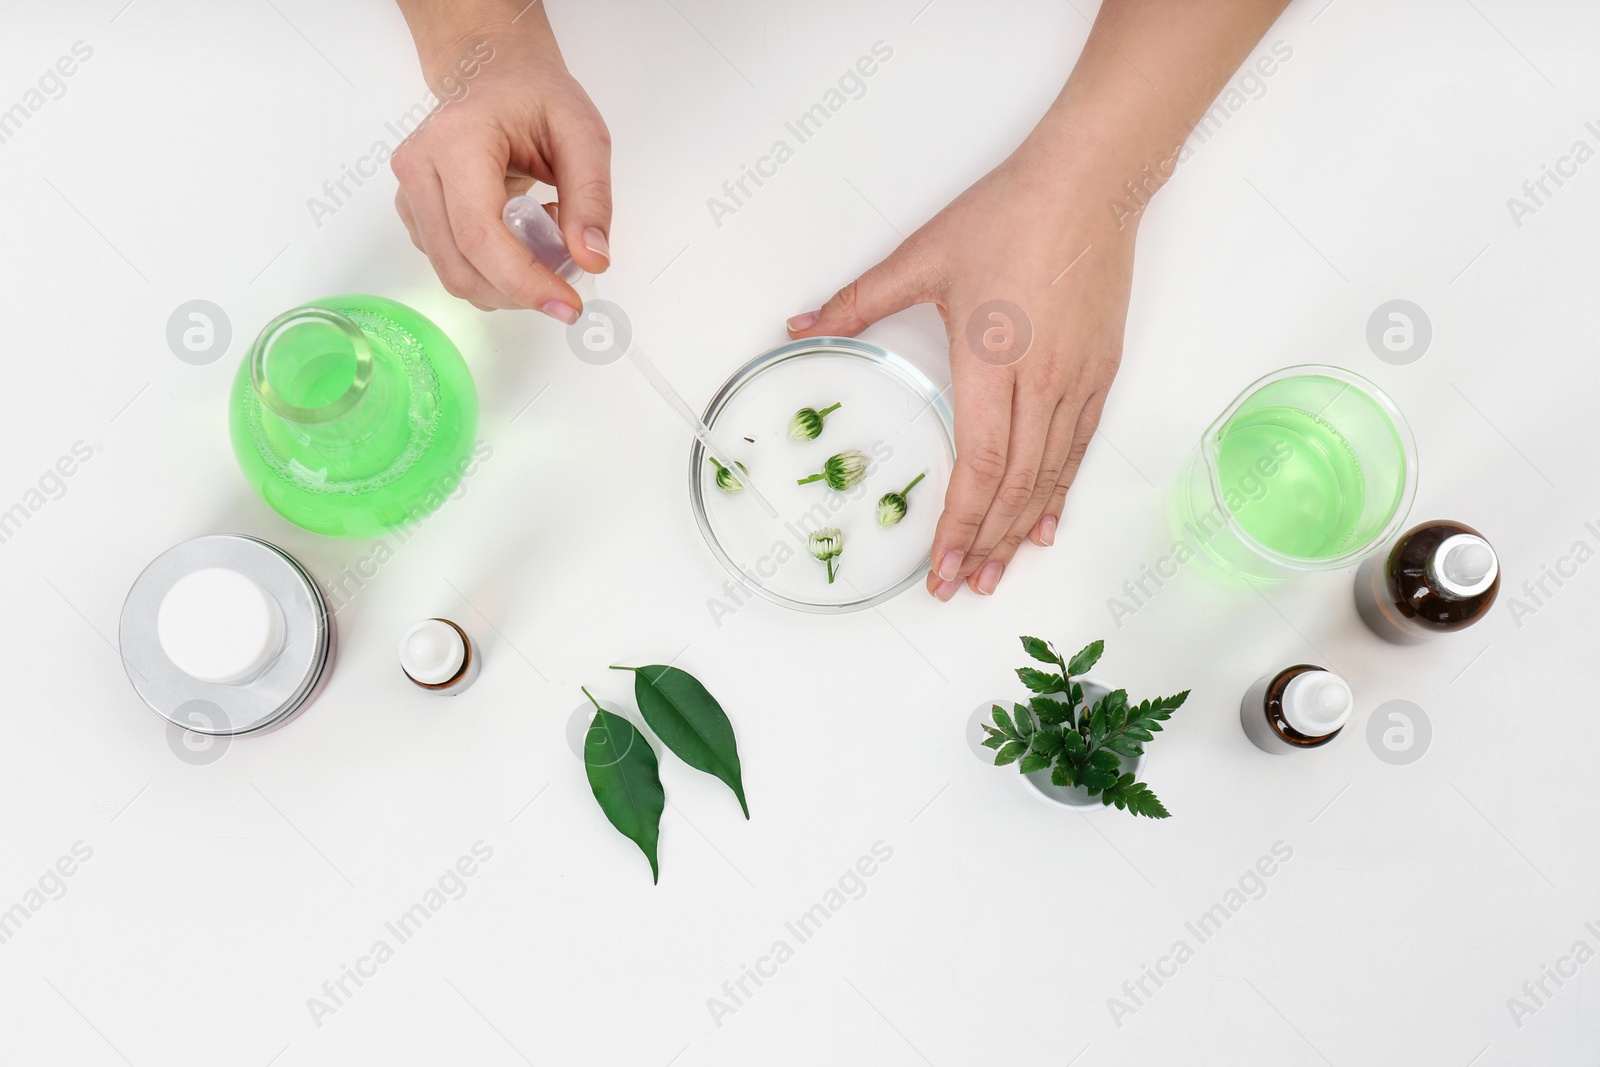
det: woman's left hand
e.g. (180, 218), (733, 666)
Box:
(786, 141), (1139, 600)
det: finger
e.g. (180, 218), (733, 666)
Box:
(1031, 389), (1107, 546)
(394, 188), (423, 252)
(505, 170), (538, 199)
(547, 116), (613, 273)
(787, 242), (939, 338)
(397, 186), (486, 314)
(924, 360), (1014, 600)
(392, 152), (518, 309)
(959, 383), (1055, 595)
(967, 396), (1077, 588)
(435, 145), (581, 319)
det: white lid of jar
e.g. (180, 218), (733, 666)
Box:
(1281, 670), (1353, 737)
(399, 619), (465, 685)
(1428, 533), (1498, 599)
(157, 567), (285, 684)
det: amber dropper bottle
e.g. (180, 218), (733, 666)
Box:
(1240, 665), (1353, 755)
(1354, 520), (1500, 644)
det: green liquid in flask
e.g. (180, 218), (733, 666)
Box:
(230, 294), (478, 539)
(1214, 405), (1366, 560)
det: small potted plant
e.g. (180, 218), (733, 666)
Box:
(980, 636), (1188, 819)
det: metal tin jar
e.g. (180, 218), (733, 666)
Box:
(119, 534), (334, 736)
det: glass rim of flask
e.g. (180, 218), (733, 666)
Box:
(249, 306), (374, 425)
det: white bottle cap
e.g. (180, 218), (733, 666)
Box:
(1281, 670), (1353, 737)
(399, 619), (466, 686)
(156, 567), (285, 684)
(1428, 533), (1498, 599)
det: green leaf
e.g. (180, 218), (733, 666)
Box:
(1103, 736), (1144, 759)
(1050, 760), (1078, 787)
(1031, 696), (1070, 727)
(1017, 668), (1066, 694)
(1079, 763), (1117, 794)
(1089, 749), (1122, 772)
(1122, 691), (1187, 746)
(1062, 730), (1086, 758)
(1102, 774), (1170, 819)
(980, 733), (1006, 750)
(1018, 752), (1051, 774)
(995, 741), (1028, 766)
(1019, 636), (1057, 664)
(1029, 727), (1064, 757)
(1153, 690), (1190, 713)
(1013, 703), (1035, 738)
(614, 665), (749, 819)
(991, 705), (1016, 738)
(1067, 640), (1104, 676)
(581, 699), (666, 883)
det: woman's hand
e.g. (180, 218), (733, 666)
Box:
(391, 3), (610, 321)
(787, 143), (1138, 600)
(787, 0), (1292, 601)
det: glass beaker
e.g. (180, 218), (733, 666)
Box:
(229, 294), (478, 538)
(1173, 365), (1416, 580)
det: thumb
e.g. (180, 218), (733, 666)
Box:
(549, 119), (614, 274)
(787, 243), (939, 338)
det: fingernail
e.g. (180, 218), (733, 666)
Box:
(583, 226), (609, 260)
(541, 301), (579, 325)
(975, 561), (1004, 595)
(932, 578), (960, 602)
(1038, 515), (1057, 546)
(786, 310), (820, 333)
(938, 550), (964, 582)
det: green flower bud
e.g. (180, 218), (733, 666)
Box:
(708, 457), (747, 493)
(808, 527), (844, 584)
(797, 449), (868, 491)
(787, 401), (841, 441)
(875, 472), (925, 527)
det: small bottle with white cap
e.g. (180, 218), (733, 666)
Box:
(399, 618), (480, 695)
(1354, 520), (1501, 644)
(1240, 665), (1353, 754)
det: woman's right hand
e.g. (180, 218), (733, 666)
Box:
(390, 4), (611, 321)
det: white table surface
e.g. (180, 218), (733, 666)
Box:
(3, 1), (1598, 1063)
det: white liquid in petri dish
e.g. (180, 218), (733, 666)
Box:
(693, 341), (954, 611)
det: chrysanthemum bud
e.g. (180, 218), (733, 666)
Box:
(708, 457), (747, 493)
(787, 401), (841, 441)
(797, 449), (868, 491)
(808, 527), (844, 583)
(876, 472), (925, 527)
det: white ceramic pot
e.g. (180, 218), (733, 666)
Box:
(1019, 675), (1148, 810)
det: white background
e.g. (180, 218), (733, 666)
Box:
(2, 0), (1597, 1063)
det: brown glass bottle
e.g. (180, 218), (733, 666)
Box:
(1240, 665), (1352, 754)
(1355, 520), (1500, 644)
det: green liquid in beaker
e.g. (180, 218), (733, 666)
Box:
(1214, 405), (1365, 559)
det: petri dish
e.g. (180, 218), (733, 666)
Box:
(689, 338), (955, 613)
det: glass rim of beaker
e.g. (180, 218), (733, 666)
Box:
(1199, 363), (1418, 572)
(249, 307), (374, 425)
